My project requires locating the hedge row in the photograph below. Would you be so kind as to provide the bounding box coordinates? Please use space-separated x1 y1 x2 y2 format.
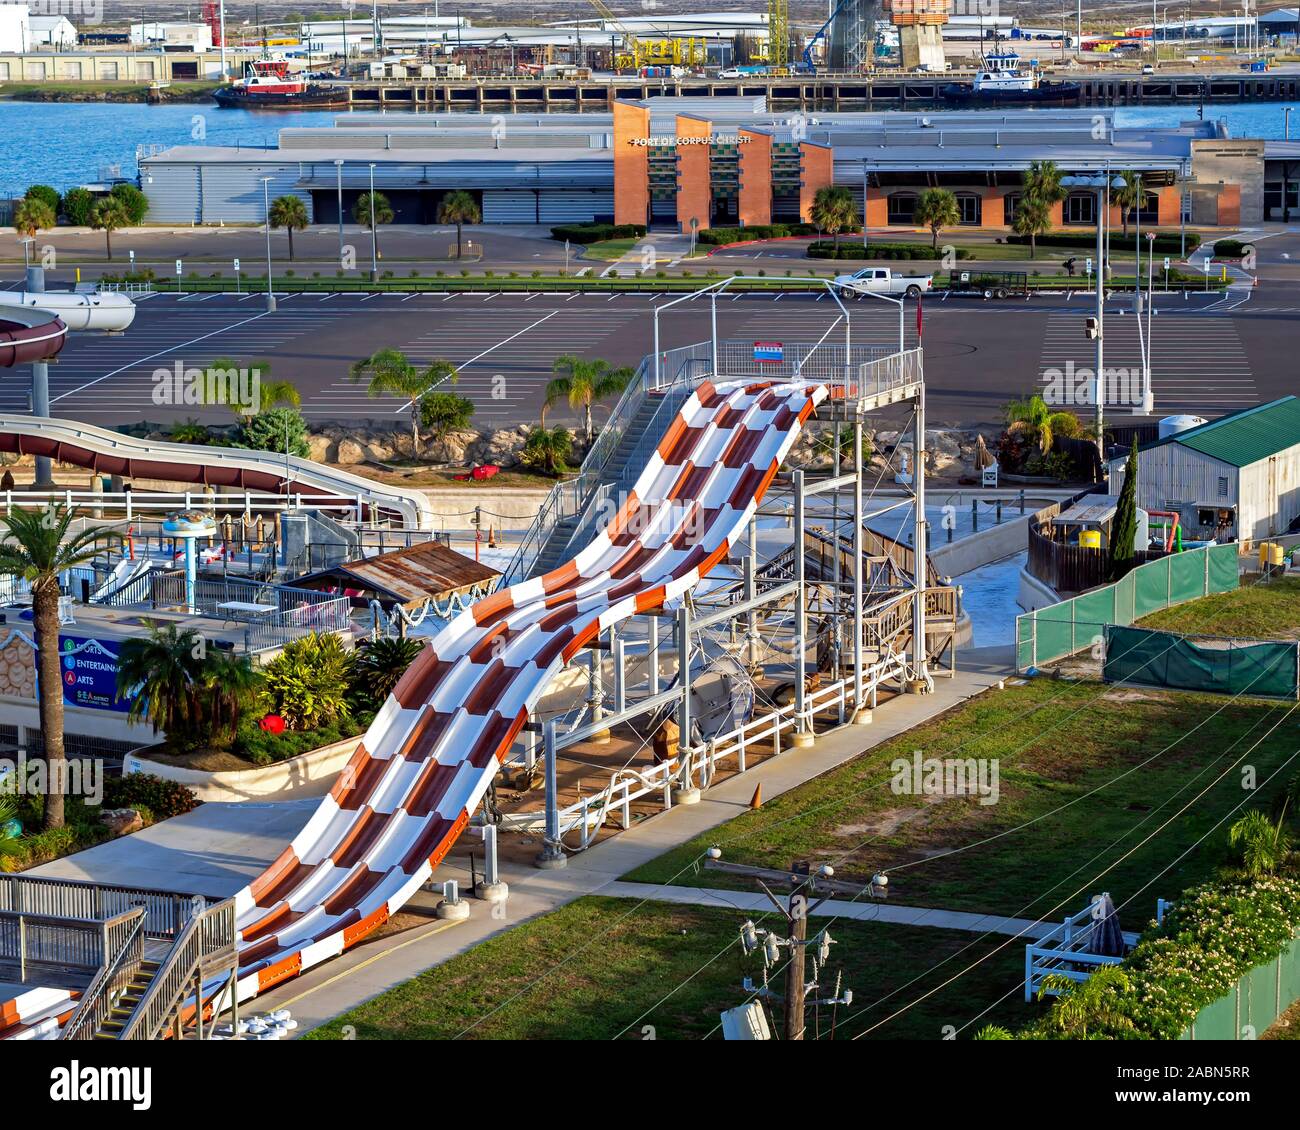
550 222 646 244
806 241 971 261
1005 231 1200 254
698 222 839 245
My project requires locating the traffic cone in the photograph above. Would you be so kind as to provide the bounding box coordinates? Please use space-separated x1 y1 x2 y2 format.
488 525 497 548
749 783 763 810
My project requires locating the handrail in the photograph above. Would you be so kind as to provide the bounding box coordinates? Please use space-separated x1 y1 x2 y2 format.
60 909 146 1041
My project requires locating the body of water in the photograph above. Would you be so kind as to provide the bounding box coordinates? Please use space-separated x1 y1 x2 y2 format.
0 99 1297 195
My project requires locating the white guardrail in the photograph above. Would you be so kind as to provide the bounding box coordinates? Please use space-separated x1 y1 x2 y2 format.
501 652 908 848
4 489 370 520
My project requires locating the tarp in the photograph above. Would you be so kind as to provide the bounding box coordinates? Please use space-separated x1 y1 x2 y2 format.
1104 624 1300 699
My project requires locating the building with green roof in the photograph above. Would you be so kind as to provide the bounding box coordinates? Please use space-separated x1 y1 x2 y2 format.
1107 398 1300 543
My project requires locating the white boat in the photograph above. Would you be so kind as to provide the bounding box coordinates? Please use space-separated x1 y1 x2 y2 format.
943 52 1081 103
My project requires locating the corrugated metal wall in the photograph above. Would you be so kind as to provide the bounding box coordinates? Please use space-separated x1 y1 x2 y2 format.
540 190 613 223
143 159 309 225
482 190 538 224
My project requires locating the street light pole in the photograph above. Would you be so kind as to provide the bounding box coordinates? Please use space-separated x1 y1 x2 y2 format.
335 159 345 265
368 162 378 281
262 177 276 312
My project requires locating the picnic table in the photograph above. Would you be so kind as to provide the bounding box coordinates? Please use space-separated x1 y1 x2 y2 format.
216 600 279 625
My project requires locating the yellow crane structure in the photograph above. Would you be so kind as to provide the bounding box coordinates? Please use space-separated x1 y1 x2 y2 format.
766 0 790 70
584 0 705 72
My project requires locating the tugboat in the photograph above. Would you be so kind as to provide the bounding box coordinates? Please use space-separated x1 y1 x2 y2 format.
941 52 1081 105
213 60 348 109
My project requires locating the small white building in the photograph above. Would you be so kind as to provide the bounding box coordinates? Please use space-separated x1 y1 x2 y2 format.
29 14 76 49
1108 397 1300 543
0 3 31 53
129 21 213 51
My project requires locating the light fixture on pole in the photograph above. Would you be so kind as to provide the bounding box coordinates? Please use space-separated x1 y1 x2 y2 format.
262 177 276 313
368 162 378 281
335 158 345 266
1142 230 1156 415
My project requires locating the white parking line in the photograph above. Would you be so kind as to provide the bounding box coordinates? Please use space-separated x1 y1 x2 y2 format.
50 311 270 405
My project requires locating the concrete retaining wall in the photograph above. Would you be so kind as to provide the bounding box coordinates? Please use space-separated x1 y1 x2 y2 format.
123 735 359 803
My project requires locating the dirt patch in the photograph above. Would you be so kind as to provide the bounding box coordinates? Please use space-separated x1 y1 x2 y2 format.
133 748 252 772
1101 687 1169 705
831 803 936 839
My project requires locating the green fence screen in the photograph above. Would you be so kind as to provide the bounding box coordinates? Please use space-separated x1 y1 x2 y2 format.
1183 936 1300 1039
1016 543 1240 671
1104 625 1300 699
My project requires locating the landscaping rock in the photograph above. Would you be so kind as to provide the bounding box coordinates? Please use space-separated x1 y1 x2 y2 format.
335 438 366 465
99 808 144 836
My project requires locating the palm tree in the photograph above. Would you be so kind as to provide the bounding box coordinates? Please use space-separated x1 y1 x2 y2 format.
914 188 961 253
1004 393 1056 456
522 426 572 477
201 650 261 745
353 636 425 703
268 195 309 261
1018 159 1066 258
545 355 634 444
1228 806 1295 878
14 196 56 243
1113 170 1145 238
810 185 859 253
350 349 457 455
0 506 119 830
90 196 131 261
207 356 299 419
352 191 394 256
419 389 475 446
438 190 482 259
115 621 205 739
1012 197 1053 260
1038 966 1134 1039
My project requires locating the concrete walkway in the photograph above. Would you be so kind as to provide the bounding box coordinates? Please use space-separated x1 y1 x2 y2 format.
594 881 1057 941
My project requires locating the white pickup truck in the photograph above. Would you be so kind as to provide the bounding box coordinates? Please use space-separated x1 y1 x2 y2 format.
833 267 933 298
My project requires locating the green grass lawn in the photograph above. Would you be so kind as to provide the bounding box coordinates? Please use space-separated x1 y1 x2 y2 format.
1139 577 1300 641
581 238 641 262
623 678 1300 923
305 897 1031 1040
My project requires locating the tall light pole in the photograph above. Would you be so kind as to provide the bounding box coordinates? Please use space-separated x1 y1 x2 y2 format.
335 158 345 265
219 0 227 77
368 162 378 281
262 177 276 312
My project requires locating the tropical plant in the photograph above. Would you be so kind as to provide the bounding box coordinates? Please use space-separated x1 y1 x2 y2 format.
438 190 481 259
1228 806 1296 878
544 355 634 443
236 406 311 458
103 772 200 820
809 185 859 252
260 631 355 731
521 425 572 476
1003 394 1056 456
90 196 131 261
0 506 119 829
914 188 960 253
352 636 426 704
1017 159 1066 259
109 183 149 225
971 1024 1014 1040
168 419 211 445
353 190 394 254
268 194 309 261
115 621 206 739
1037 966 1134 1039
205 356 298 419
1108 436 1138 581
350 350 457 455
419 390 475 445
13 196 56 241
201 650 262 744
1113 170 1145 238
23 184 61 215
61 186 95 227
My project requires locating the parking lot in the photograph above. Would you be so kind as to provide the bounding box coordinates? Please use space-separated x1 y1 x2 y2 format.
7 282 1297 431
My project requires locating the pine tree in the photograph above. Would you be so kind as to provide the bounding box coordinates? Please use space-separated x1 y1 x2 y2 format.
1108 436 1139 581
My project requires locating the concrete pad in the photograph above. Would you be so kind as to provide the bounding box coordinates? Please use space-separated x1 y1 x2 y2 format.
32 799 316 898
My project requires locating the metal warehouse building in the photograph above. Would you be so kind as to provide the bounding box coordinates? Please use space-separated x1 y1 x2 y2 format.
139 98 1260 230
1108 398 1300 543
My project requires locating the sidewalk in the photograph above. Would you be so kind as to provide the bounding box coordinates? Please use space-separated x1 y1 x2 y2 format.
594 881 1057 941
600 232 695 277
250 645 1017 1031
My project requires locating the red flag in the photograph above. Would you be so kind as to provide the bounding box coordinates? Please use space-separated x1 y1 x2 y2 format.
915 295 924 341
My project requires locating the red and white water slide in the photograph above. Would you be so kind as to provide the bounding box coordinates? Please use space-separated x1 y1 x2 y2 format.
228 376 841 1003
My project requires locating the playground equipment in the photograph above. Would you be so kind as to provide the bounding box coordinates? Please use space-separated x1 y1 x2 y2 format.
161 511 219 613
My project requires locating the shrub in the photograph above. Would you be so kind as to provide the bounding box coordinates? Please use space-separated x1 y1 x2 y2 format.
807 241 968 261
103 773 201 820
352 636 426 706
697 222 832 246
234 711 373 766
550 222 646 244
1213 238 1253 259
61 186 95 226
236 406 310 458
109 182 149 224
260 632 356 731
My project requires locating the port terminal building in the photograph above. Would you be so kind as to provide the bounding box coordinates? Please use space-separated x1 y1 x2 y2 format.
139 98 1265 230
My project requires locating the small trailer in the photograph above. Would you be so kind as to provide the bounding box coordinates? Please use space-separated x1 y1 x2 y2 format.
945 270 1030 299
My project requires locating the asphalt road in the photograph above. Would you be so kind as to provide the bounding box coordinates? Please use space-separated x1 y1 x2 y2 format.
7 280 1297 433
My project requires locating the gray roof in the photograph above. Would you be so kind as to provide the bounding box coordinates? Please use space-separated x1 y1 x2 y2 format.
143 144 612 166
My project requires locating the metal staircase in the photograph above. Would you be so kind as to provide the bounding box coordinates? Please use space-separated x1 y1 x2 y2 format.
92 956 163 1039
